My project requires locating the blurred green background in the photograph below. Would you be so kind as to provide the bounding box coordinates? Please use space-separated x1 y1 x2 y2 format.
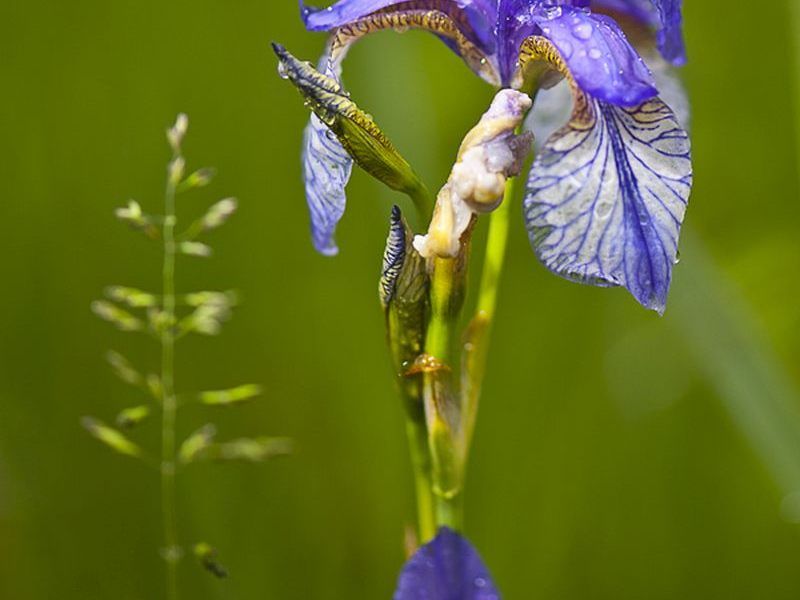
1 1 799 598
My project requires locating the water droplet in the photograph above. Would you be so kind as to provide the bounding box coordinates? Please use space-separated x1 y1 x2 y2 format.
475 577 487 588
572 22 593 40
588 48 602 60
595 201 612 219
542 6 562 19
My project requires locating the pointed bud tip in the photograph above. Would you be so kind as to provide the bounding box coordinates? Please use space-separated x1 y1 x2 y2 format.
271 42 287 58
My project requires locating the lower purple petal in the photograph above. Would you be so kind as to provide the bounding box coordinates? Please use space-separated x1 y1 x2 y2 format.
302 114 353 256
524 93 692 314
394 528 500 600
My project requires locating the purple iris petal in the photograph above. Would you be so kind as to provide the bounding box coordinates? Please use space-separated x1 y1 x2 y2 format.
592 0 657 25
301 0 499 51
394 528 500 600
652 0 685 65
592 0 686 65
496 0 538 85
532 6 657 106
301 0 405 29
524 94 692 314
302 114 354 256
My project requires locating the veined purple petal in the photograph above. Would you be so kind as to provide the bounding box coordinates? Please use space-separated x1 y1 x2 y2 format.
298 53 354 256
592 0 686 65
394 528 500 600
641 43 689 129
524 93 692 314
652 0 685 65
532 6 657 106
302 114 353 256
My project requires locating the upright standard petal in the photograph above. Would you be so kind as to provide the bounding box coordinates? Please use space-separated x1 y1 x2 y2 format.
394 528 500 600
651 0 686 65
592 0 686 65
530 6 657 106
521 37 692 314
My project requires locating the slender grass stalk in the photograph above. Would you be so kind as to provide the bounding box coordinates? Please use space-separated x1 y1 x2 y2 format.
161 152 180 600
87 114 288 597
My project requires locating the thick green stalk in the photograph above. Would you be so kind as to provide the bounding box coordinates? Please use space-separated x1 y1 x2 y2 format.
423 256 465 531
405 418 436 542
161 159 179 600
425 257 459 362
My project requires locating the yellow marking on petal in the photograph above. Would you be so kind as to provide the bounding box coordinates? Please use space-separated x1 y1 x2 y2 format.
515 36 594 128
326 10 500 86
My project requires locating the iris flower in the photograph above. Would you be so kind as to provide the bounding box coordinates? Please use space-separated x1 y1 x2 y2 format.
393 528 500 600
293 0 692 314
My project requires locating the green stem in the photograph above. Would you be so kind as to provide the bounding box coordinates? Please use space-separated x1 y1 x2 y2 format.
405 418 436 542
462 177 516 452
434 492 463 531
423 255 466 532
477 178 514 319
161 158 179 600
425 257 459 362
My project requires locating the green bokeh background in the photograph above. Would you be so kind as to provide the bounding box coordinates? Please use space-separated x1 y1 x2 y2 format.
1 1 799 598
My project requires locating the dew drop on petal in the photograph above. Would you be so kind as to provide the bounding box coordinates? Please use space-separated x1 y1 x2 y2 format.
572 22 593 40
542 6 562 19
